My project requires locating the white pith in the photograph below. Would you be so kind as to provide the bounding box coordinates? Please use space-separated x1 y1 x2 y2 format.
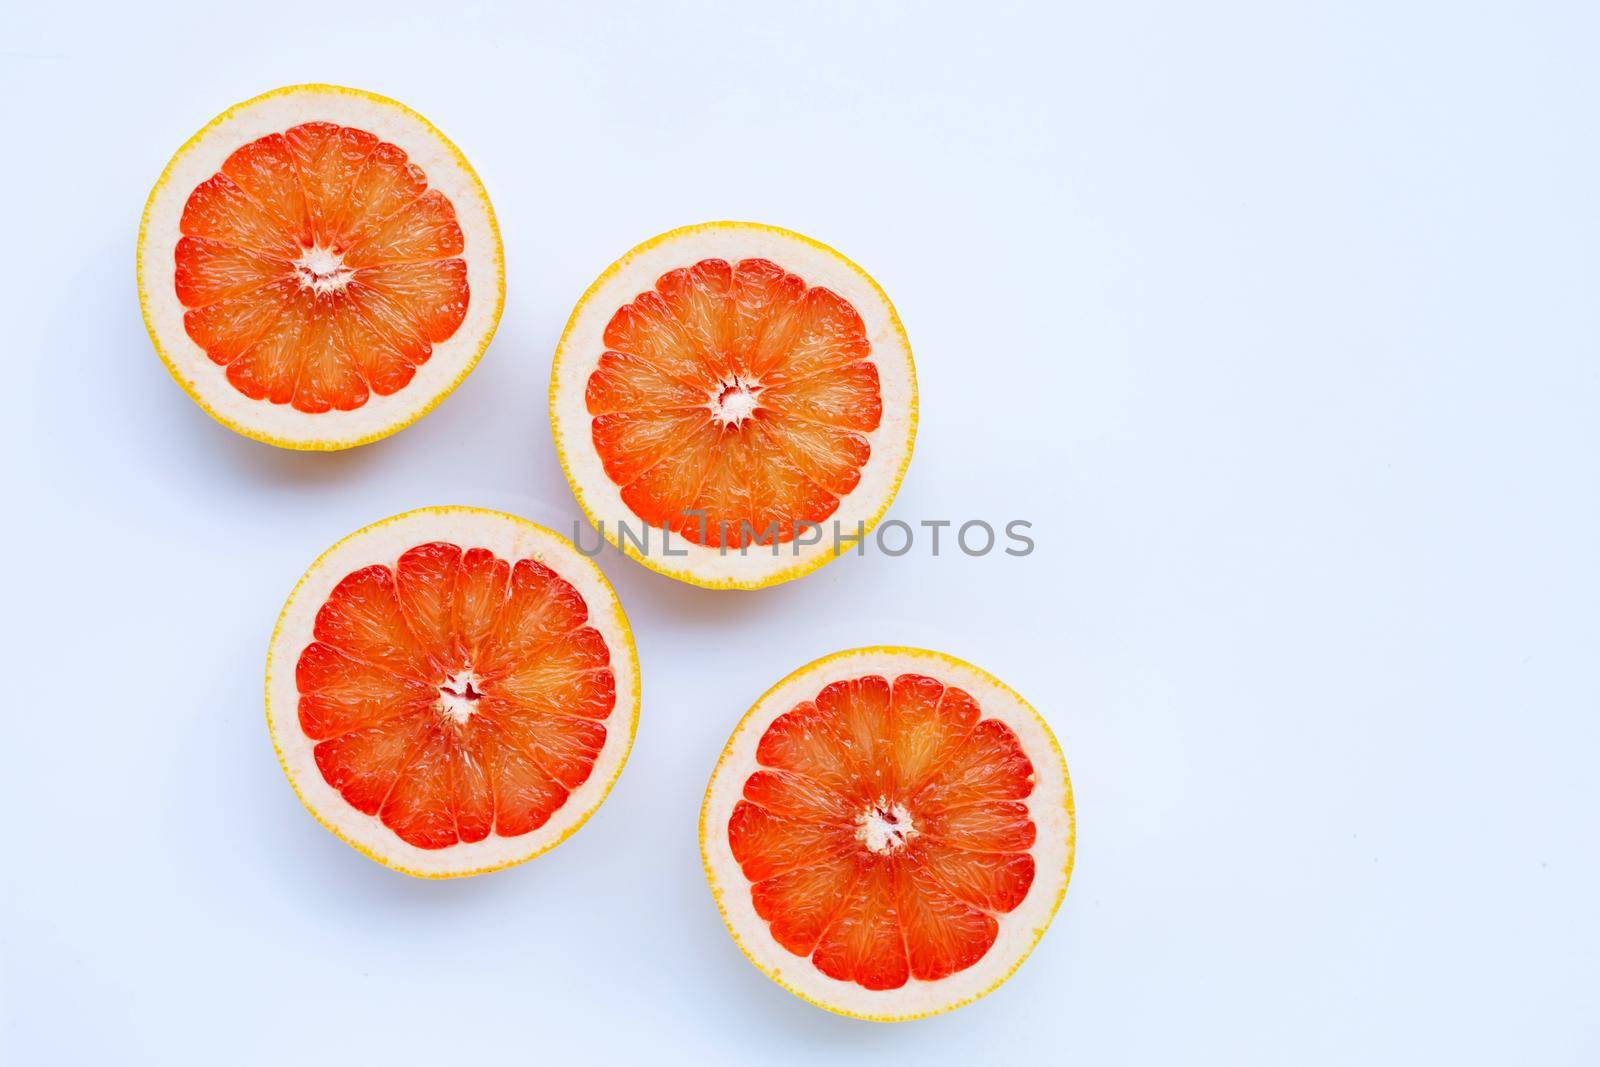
265 508 640 878
856 799 917 855
293 246 355 295
701 648 1075 1020
138 86 503 449
710 376 762 427
550 224 916 588
435 668 483 725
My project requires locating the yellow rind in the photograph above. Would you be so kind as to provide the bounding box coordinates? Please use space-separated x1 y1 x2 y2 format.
698 646 1076 1021
264 506 641 878
548 221 918 590
137 84 506 451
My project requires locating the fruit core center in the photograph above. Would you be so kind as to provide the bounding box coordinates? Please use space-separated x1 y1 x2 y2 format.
710 377 762 427
856 799 918 854
294 245 355 295
436 669 483 725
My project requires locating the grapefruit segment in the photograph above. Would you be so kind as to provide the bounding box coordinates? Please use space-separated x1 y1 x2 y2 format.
337 142 427 248
729 804 853 882
916 718 1036 810
741 769 857 825
702 647 1074 1020
890 673 977 791
294 642 432 738
919 844 1036 913
497 714 606 791
450 727 497 844
751 849 861 957
391 541 464 670
762 413 870 498
453 547 511 663
174 237 286 307
180 173 302 257
923 801 1037 853
585 350 708 415
486 734 569 838
283 122 379 245
755 700 859 797
812 860 910 992
815 675 894 798
894 861 997 982
313 563 433 679
551 223 916 588
139 85 504 449
312 715 425 817
377 722 461 850
343 189 463 267
266 508 639 877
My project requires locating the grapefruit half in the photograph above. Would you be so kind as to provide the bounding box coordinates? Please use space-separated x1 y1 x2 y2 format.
138 85 505 450
701 647 1074 1019
550 223 916 589
265 507 639 877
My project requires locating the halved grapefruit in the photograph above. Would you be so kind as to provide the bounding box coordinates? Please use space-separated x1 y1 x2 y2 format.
265 507 638 877
550 223 917 589
701 647 1074 1019
138 85 504 450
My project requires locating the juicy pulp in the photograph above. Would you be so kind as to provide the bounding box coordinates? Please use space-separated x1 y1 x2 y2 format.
586 258 883 547
295 542 615 849
175 122 469 413
727 673 1037 990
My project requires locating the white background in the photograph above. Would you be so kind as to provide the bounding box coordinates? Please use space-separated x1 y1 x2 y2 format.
3 2 1596 1063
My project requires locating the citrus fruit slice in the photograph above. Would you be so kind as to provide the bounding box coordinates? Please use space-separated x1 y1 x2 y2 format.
701 647 1074 1019
550 222 917 589
266 507 638 877
138 84 505 450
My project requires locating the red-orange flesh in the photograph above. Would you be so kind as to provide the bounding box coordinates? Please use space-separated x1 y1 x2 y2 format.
295 542 615 850
728 674 1037 990
175 123 469 413
586 258 883 547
